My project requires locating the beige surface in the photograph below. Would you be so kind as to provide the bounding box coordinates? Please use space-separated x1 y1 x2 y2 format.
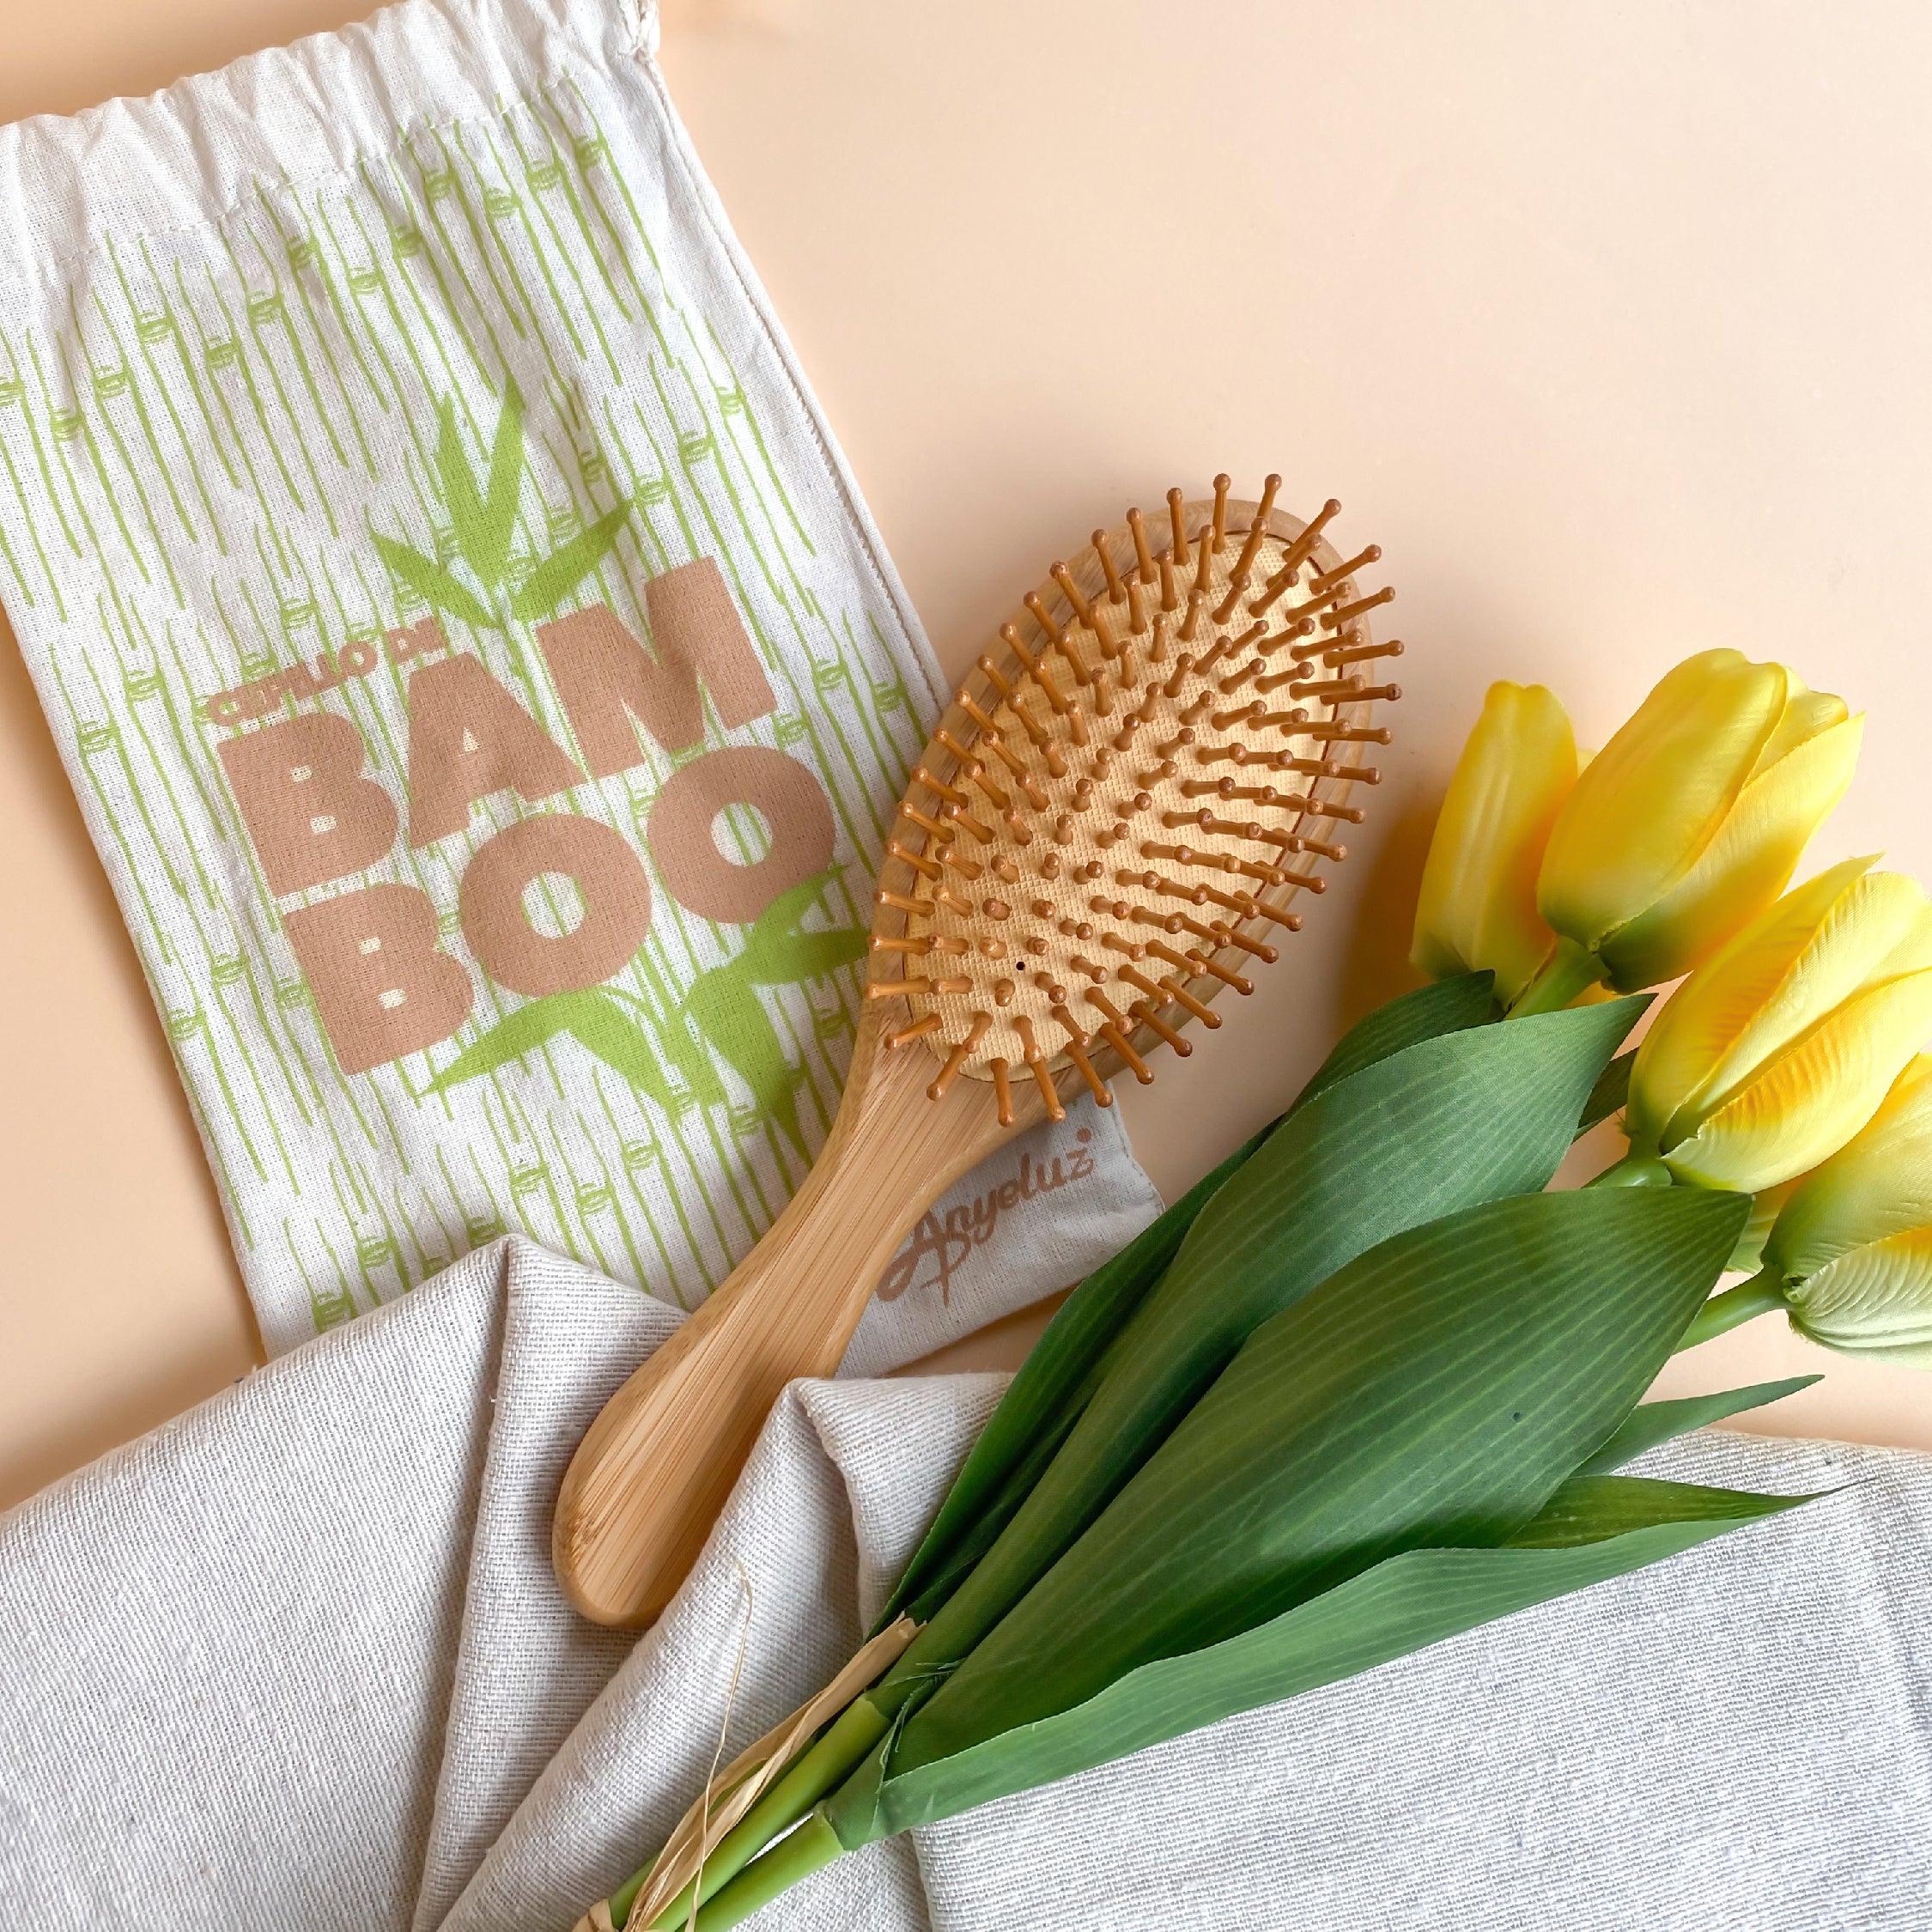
2 0 1928 1510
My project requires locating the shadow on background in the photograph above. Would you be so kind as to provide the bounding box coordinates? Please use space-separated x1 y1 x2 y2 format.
1329 785 1437 1042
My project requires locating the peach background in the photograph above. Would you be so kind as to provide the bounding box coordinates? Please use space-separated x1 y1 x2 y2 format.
3 0 1929 1510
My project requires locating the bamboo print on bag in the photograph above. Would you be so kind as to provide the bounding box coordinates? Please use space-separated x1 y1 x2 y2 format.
0 0 1160 1352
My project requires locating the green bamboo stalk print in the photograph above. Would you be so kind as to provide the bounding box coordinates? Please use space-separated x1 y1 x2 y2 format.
0 62 947 1351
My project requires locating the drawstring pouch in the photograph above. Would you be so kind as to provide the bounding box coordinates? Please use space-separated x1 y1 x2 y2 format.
0 0 1160 1356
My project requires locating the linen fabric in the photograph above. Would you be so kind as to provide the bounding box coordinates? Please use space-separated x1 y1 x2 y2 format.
0 0 1158 1355
3 1236 1929 1929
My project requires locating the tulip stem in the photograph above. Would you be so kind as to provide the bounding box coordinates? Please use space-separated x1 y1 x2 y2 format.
670 1810 846 1931
1508 940 1604 1018
637 1694 891 1926
1585 1152 1673 1189
1674 1270 1788 1352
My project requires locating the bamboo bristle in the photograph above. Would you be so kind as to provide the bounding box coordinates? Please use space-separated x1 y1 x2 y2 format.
1322 587 1394 629
1284 675 1365 702
1051 562 1097 631
1051 1005 1113 1106
884 479 1394 1109
1304 544 1377 598
1323 635 1404 668
1293 796 1366 823
990 1057 1015 1125
1127 999 1191 1054
886 838 942 880
1214 925 1278 963
1278 498 1342 576
927 1013 991 1099
1159 976 1220 1026
1058 629 1092 686
1022 593 1065 648
1005 630 1070 714
1247 902 1303 931
1186 948 1253 993
1095 533 1127 606
1096 1019 1153 1083
913 763 971 806
898 802 955 845
1248 562 1297 618
1210 477 1280 622
1013 1015 1066 1122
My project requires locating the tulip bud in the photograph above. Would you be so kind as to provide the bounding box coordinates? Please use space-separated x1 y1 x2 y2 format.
1680 1055 1932 1358
1763 1055 1932 1364
1534 650 1861 996
1625 856 1932 1194
1412 682 1577 1005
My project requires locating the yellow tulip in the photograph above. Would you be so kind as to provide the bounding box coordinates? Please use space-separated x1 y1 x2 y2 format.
1411 682 1577 1005
1765 1054 1932 1364
1622 856 1932 1194
1525 650 1861 1005
1680 1056 1932 1362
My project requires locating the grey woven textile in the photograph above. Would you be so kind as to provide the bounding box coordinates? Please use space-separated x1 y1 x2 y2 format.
3 1236 1929 1929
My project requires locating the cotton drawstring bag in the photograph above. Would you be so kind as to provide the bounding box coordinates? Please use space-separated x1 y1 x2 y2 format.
0 0 1160 1356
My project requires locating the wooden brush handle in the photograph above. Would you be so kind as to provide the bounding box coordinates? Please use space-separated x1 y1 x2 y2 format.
553 1006 1030 1627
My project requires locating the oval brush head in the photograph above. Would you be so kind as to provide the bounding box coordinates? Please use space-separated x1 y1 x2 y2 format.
869 477 1400 1119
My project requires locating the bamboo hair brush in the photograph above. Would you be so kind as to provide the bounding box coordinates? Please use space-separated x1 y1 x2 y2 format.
554 478 1400 1626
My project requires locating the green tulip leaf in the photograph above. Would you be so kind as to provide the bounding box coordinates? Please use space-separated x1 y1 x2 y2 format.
372 532 496 632
1576 1374 1822 1475
1580 1048 1635 1133
832 1463 1804 1843
894 996 1651 1685
1504 1470 1817 1548
882 1135 1266 1626
508 503 632 623
1296 970 1497 1109
882 974 1505 1628
890 1184 1747 1788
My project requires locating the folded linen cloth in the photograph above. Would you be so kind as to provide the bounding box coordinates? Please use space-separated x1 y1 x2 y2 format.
3 1238 1930 1930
